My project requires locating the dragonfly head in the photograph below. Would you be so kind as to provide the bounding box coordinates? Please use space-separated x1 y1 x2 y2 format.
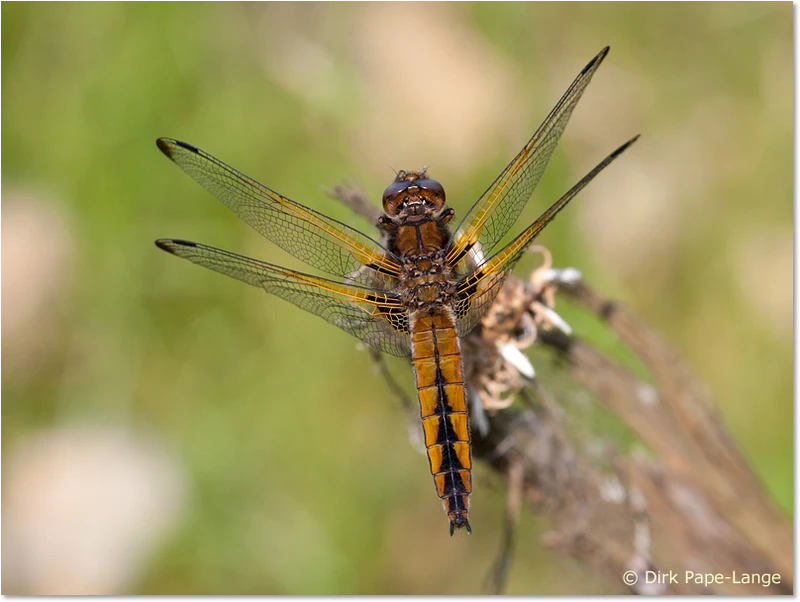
382 168 446 219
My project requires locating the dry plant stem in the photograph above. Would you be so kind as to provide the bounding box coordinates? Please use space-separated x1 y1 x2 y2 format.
553 282 793 591
324 183 383 224
484 460 525 594
563 282 792 566
328 183 792 594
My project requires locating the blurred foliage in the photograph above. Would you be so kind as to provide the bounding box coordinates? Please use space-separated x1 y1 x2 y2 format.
2 2 791 595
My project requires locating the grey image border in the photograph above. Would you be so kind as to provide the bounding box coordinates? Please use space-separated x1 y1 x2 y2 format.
0 5 800 602
792 0 800 592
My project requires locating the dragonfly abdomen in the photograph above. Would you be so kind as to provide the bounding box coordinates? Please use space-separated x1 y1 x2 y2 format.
410 308 472 535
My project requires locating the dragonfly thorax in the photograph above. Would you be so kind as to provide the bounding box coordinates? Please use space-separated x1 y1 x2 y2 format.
397 250 457 310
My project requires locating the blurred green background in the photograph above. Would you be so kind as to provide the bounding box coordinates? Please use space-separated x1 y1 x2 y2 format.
2 2 791 595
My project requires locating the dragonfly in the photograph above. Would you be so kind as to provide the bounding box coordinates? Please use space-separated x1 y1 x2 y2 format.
155 46 637 536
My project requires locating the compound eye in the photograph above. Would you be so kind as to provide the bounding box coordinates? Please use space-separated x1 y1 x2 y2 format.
382 181 409 214
415 178 445 201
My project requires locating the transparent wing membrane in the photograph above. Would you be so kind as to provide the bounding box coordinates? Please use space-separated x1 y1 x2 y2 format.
448 47 610 267
157 139 401 283
155 48 636 360
156 239 411 356
454 135 639 336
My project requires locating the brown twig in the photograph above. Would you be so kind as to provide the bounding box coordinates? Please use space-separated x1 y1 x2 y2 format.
324 183 383 224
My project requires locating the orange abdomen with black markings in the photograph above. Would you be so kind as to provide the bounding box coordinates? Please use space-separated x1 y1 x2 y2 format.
410 309 472 535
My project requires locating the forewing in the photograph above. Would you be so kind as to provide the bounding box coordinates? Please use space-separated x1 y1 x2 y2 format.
447 47 610 267
156 239 411 357
454 135 638 337
157 139 401 283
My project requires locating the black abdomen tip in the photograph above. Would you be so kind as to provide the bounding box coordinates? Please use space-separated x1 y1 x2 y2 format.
449 514 472 536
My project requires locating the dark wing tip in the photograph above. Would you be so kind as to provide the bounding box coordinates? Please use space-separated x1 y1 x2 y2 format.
583 46 611 75
612 134 641 158
155 138 174 158
156 138 200 159
155 238 197 255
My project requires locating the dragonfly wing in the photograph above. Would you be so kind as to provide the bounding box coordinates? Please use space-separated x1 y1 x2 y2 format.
157 139 401 284
447 47 610 268
157 239 411 357
454 135 639 337
454 267 512 338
